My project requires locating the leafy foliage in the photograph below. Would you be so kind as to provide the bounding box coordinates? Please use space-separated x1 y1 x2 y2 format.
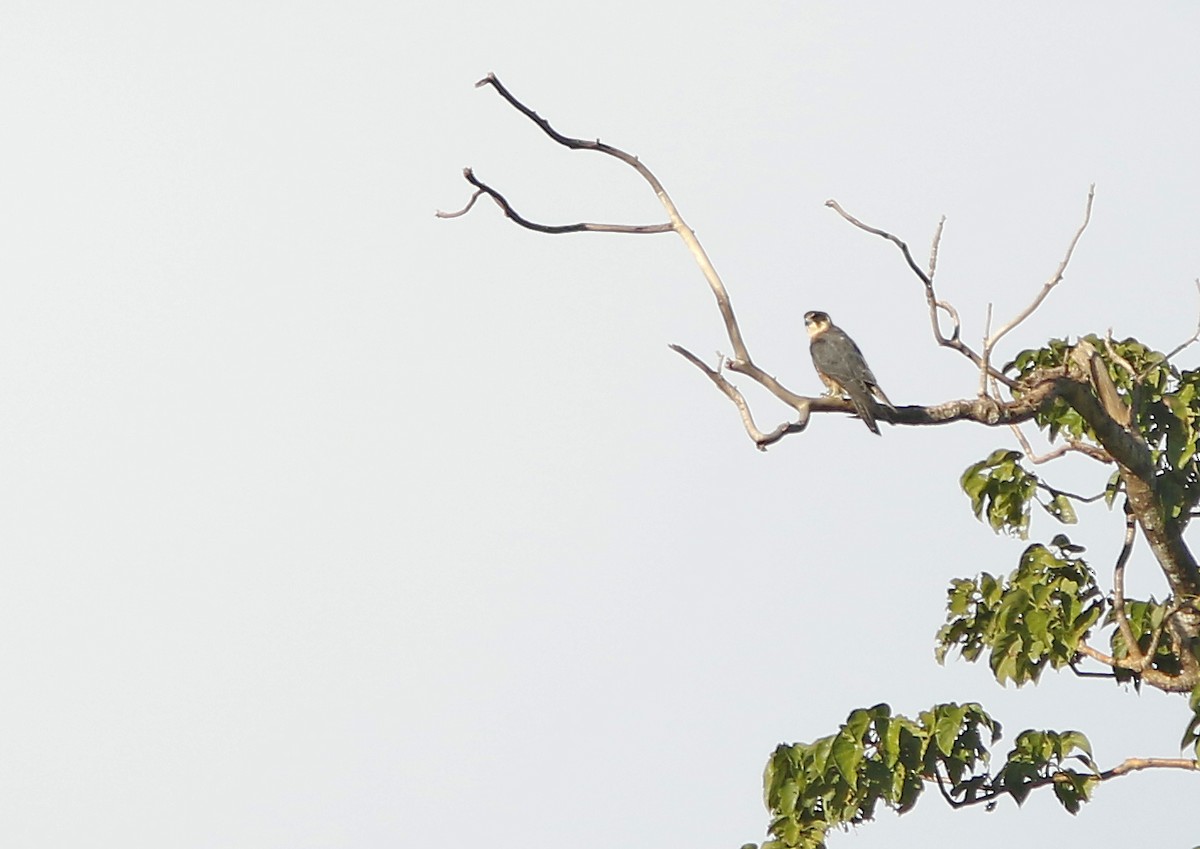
993 729 1097 814
757 703 1098 849
1105 597 1184 686
936 536 1103 686
1007 335 1200 520
959 450 1079 539
960 450 1039 537
751 334 1200 849
760 703 994 849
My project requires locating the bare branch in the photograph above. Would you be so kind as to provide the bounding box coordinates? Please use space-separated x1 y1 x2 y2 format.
824 199 934 287
1074 643 1196 693
682 367 1068 447
987 185 1096 351
1161 278 1200 364
1007 423 1113 465
979 303 994 397
1099 757 1200 780
1068 661 1117 679
927 216 946 280
462 73 753 366
435 188 485 219
824 199 1020 387
1035 480 1108 503
670 345 808 449
446 168 674 234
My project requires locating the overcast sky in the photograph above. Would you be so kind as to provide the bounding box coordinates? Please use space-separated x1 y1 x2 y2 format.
2 3 1198 847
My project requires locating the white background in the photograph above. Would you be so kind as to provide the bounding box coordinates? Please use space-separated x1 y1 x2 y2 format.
2 3 1197 847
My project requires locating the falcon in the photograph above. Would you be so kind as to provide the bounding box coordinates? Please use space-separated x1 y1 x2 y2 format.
804 310 894 435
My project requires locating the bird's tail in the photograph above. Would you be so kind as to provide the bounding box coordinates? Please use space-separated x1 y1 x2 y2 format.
848 388 881 436
870 384 896 411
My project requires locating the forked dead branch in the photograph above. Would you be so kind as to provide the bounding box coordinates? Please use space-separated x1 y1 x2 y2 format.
440 74 1100 450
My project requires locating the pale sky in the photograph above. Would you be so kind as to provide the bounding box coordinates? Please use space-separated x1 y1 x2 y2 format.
2 3 1197 847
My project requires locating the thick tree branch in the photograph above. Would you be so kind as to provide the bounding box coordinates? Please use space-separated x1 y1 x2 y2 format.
1054 377 1200 606
1074 643 1195 692
678 364 1066 445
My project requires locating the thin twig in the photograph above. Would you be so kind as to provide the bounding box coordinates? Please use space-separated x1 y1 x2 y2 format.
470 73 751 364
1007 423 1113 465
1068 662 1117 679
445 168 674 234
1036 480 1107 504
824 199 933 286
435 188 485 219
979 303 994 398
824 200 1019 386
987 185 1095 351
1161 278 1200 364
932 768 964 809
927 216 946 281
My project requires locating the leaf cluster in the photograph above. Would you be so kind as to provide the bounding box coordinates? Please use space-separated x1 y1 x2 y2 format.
1106 597 1185 686
960 449 1052 538
1008 335 1200 520
988 729 1096 813
936 537 1102 686
760 703 995 849
758 703 1097 849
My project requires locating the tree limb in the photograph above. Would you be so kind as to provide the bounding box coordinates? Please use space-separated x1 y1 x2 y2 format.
1074 643 1195 692
669 344 807 449
1054 377 1200 607
936 755 1198 810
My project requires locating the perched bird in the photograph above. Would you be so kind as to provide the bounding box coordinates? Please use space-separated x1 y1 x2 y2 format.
804 310 894 435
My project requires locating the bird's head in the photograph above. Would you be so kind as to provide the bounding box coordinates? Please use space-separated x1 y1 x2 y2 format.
804 310 832 338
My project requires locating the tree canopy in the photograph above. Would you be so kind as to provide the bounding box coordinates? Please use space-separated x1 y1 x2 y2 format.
442 74 1200 849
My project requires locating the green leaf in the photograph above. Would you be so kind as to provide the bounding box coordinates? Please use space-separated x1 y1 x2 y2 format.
831 733 862 787
1043 493 1077 524
935 705 966 756
1104 470 1122 507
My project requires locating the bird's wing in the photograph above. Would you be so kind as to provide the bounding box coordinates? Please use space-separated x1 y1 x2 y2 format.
811 330 880 434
